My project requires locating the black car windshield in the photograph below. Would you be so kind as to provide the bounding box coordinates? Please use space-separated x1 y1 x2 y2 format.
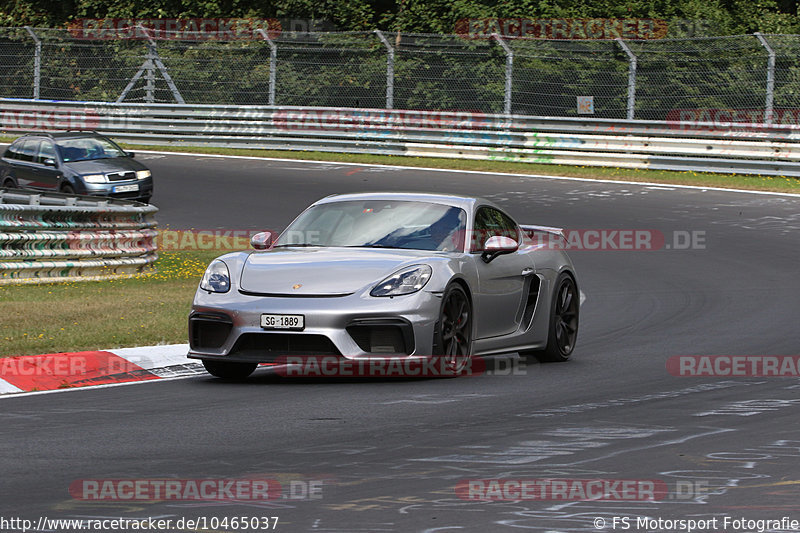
57 137 127 162
274 200 467 252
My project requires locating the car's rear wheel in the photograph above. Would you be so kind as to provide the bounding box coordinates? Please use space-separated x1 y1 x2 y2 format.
531 273 579 363
2 178 15 188
433 283 473 374
202 360 257 379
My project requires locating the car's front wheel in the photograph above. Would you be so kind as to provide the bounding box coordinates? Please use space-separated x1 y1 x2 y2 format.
202 360 257 379
433 283 473 374
61 183 75 195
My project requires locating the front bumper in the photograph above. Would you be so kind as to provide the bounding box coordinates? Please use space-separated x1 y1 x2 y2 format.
188 288 443 363
81 177 153 202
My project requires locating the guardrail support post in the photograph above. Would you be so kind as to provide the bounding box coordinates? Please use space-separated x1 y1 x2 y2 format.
256 29 278 106
24 26 41 100
491 33 514 115
616 38 637 120
374 30 395 110
755 33 776 125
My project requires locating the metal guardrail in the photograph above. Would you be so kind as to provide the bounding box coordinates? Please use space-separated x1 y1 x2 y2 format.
3 99 800 177
0 188 158 284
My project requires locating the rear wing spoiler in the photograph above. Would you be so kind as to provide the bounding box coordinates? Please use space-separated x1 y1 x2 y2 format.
520 224 565 240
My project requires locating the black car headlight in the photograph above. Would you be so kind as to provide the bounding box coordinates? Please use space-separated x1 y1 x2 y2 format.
200 260 231 293
370 265 432 297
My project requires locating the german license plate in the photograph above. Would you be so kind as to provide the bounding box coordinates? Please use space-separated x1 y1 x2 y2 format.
114 184 139 193
261 314 304 330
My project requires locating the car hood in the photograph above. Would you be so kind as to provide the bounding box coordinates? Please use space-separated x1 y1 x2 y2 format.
65 157 146 175
239 247 435 296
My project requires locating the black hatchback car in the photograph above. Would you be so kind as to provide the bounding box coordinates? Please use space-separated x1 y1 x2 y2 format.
0 132 153 203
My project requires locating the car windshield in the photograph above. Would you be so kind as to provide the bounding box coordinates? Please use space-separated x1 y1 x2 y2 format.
57 137 127 162
274 200 467 252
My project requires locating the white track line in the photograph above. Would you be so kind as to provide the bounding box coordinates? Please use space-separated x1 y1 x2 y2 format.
0 374 200 400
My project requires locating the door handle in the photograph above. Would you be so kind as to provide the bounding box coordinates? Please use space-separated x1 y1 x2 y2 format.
521 268 535 276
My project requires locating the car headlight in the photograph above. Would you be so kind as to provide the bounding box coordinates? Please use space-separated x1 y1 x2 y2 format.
370 264 432 297
83 174 106 184
200 260 231 293
136 170 151 180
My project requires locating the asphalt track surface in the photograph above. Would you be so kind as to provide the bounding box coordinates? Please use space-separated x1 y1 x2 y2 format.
2 153 800 532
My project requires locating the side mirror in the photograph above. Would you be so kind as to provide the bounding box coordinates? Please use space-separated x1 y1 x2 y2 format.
250 231 275 250
126 151 135 158
43 158 57 167
481 235 519 263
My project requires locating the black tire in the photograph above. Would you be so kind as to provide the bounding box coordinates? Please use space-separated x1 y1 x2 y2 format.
61 184 75 195
140 195 152 204
432 283 473 374
202 360 257 379
2 178 15 188
530 273 579 363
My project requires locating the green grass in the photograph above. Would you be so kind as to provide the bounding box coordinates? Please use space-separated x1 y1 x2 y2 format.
0 250 219 357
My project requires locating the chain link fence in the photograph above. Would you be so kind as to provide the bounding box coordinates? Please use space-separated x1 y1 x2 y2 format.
2 27 800 122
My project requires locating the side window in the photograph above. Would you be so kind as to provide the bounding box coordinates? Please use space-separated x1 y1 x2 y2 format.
36 141 57 165
18 139 39 163
472 207 519 252
4 141 23 160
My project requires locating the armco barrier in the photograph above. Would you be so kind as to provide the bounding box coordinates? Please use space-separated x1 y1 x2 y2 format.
3 99 800 176
0 188 158 284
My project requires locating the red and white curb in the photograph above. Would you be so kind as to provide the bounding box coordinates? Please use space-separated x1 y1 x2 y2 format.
0 344 201 394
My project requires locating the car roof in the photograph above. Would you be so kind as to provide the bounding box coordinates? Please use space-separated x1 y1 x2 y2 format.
16 131 105 141
314 192 487 211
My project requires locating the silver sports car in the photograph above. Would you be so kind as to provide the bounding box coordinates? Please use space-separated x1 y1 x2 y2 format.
188 192 579 378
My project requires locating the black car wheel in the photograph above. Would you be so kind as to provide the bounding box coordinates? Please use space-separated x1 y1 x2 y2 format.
202 360 257 379
433 283 473 374
2 178 15 188
61 184 75 195
533 273 579 363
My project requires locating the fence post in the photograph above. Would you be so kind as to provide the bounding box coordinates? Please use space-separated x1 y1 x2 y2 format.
23 26 41 100
144 43 157 103
491 33 513 115
256 29 278 106
754 33 776 125
374 30 395 110
616 38 637 120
